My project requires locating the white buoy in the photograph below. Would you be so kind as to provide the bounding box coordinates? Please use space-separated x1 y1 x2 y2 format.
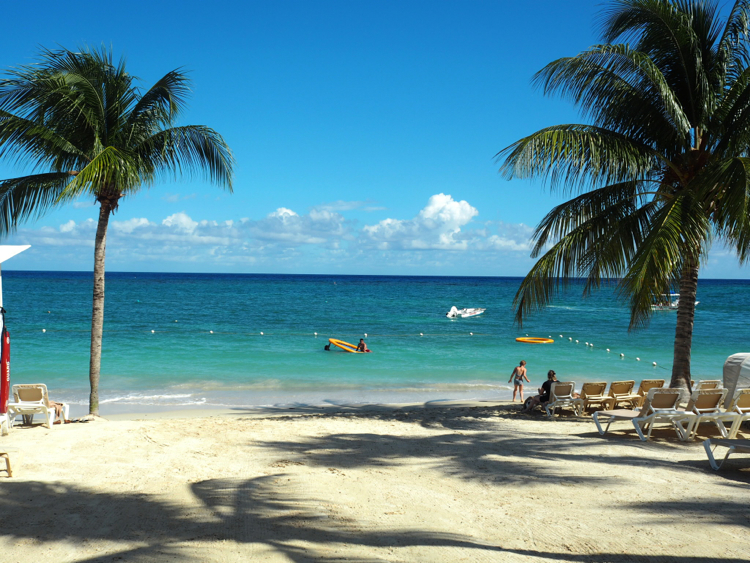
636 357 641 361
174 320 178 323
364 333 368 337
575 340 579 343
260 332 264 335
569 337 572 341
42 329 46 333
470 332 473 336
548 335 552 338
210 330 214 334
151 330 155 333
652 362 657 366
585 342 589 346
420 333 424 336
559 334 563 338
620 353 625 357
314 332 318 336
590 344 594 347
606 348 610 352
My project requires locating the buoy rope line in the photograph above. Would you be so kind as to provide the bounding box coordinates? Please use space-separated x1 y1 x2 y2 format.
548 332 670 372
29 328 672 368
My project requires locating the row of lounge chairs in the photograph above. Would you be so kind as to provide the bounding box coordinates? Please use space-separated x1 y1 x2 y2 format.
541 379 750 442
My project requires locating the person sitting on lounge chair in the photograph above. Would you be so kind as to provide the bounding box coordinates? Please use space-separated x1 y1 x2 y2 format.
522 370 557 412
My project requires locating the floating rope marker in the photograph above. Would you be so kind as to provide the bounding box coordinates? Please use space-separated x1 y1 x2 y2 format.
209 331 214 334
569 337 572 341
174 320 178 323
620 353 625 357
364 333 368 337
314 332 318 336
559 334 563 338
151 330 155 333
42 329 46 333
260 332 264 335
653 362 657 366
420 333 424 336
470 332 474 336
590 344 594 347
585 342 589 345
575 340 579 343
636 357 641 361
606 348 610 352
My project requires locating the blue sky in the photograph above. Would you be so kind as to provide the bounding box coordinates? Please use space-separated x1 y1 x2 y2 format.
0 0 748 277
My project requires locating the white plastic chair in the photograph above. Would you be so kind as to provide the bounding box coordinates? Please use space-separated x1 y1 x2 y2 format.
672 388 730 440
726 388 750 439
703 438 750 470
593 388 688 441
544 381 583 418
7 384 68 429
0 412 9 436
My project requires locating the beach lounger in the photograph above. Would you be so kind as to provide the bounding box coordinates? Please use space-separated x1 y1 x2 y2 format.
579 382 612 412
544 381 583 418
607 380 641 409
694 379 722 390
593 388 687 441
672 388 730 441
7 384 68 429
703 438 750 470
635 379 665 407
725 388 750 439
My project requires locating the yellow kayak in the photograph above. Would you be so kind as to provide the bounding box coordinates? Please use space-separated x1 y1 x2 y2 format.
328 338 366 353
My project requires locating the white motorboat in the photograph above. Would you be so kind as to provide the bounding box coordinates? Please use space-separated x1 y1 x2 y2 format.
651 293 699 311
446 306 486 318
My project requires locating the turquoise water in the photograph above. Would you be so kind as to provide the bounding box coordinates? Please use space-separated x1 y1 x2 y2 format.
3 271 748 412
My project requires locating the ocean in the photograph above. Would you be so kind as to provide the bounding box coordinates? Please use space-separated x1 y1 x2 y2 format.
3 271 748 413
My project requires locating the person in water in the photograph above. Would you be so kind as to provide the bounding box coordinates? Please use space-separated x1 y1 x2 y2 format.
356 339 371 352
522 370 558 412
508 360 529 402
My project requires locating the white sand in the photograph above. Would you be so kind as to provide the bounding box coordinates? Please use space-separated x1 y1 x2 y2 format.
0 402 748 562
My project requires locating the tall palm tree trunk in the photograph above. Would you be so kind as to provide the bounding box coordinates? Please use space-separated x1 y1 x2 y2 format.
89 200 113 415
671 260 699 393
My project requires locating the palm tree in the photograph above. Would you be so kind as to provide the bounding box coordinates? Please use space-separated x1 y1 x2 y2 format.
497 0 750 391
0 47 234 415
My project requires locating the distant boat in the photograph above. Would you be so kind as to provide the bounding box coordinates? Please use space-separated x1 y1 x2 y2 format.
446 306 486 318
651 293 699 311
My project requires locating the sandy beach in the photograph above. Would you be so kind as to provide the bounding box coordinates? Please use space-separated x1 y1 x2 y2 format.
0 402 748 562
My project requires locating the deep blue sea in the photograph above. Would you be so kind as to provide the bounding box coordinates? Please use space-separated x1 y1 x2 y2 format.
3 271 748 412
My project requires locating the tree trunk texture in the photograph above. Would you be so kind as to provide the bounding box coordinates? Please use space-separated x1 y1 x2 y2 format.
670 260 699 394
89 201 113 415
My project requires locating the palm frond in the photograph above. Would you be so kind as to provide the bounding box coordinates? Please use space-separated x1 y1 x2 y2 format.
497 124 663 193
0 172 72 235
136 125 234 190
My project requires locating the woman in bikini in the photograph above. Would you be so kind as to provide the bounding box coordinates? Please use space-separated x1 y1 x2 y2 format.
508 360 529 402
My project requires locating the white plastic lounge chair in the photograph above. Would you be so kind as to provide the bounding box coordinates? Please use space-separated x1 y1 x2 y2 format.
7 384 68 429
544 381 583 418
726 388 750 439
607 380 641 409
672 388 731 441
593 388 687 441
635 379 665 407
703 438 750 470
579 382 612 412
694 379 722 390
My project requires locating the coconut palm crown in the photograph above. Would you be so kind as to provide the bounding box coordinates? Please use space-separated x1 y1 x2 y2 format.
497 0 750 390
0 47 234 414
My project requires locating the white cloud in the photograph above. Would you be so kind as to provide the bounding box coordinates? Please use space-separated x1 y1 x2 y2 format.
362 193 479 250
4 195 540 274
